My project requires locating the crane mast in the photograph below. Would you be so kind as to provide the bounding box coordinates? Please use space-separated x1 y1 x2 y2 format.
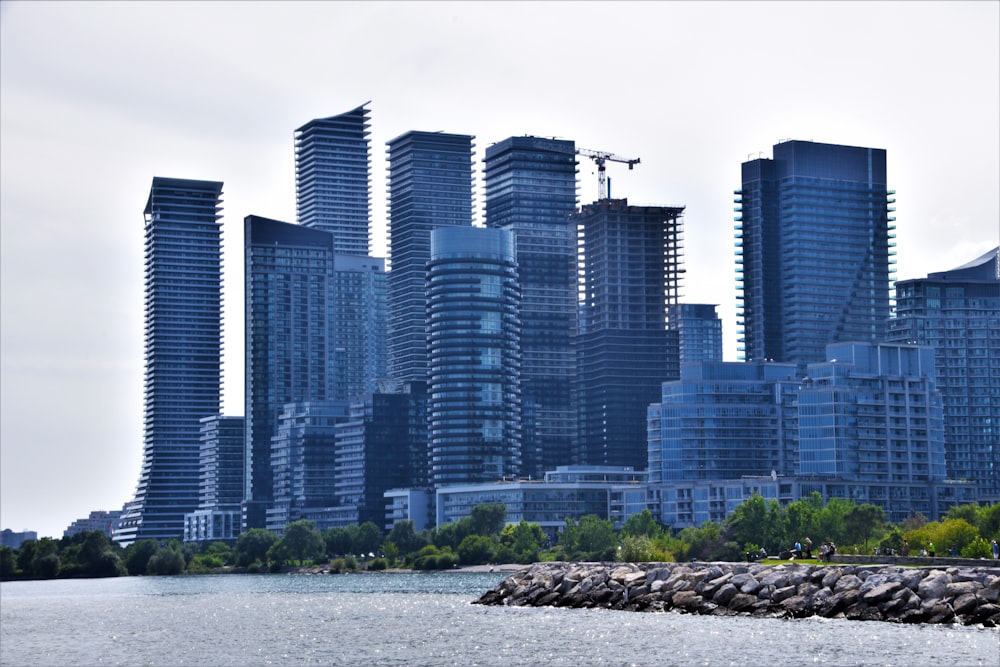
576 148 641 200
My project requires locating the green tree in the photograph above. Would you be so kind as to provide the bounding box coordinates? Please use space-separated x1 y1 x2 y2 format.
281 520 325 564
499 520 546 563
433 518 473 552
235 528 278 567
386 520 427 554
146 545 185 575
724 494 785 552
355 522 383 556
844 504 886 551
324 527 354 556
977 503 1000 540
621 509 664 539
470 504 507 537
29 538 60 578
559 515 617 561
457 535 496 565
0 546 16 579
124 539 159 575
75 531 124 577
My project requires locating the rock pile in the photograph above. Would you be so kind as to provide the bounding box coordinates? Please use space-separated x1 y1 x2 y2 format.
474 561 1000 626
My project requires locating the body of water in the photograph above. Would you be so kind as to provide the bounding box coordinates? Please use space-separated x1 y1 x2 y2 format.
1 572 997 666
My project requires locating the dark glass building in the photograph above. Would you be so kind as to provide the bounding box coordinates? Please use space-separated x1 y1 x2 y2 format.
887 247 1000 501
295 103 372 257
243 215 336 530
735 140 895 364
386 131 475 382
427 226 521 486
184 415 245 543
574 199 684 470
484 136 579 478
334 381 429 526
667 303 723 364
117 177 224 545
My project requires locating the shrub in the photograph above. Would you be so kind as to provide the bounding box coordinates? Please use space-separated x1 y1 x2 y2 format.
368 557 388 571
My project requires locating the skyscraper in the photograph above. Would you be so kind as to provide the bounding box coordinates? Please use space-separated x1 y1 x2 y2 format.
887 247 1000 501
426 226 521 486
735 140 895 364
484 136 579 478
574 198 685 470
386 131 475 382
117 177 224 545
667 303 723 364
243 215 336 530
295 103 372 256
331 254 388 400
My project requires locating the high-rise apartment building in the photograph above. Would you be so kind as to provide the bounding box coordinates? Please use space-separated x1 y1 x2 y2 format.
426 226 521 486
887 247 1000 501
735 140 895 364
647 361 800 484
183 415 245 543
117 177 224 545
667 303 724 364
574 198 684 470
332 254 388 400
334 381 429 527
243 215 336 530
484 136 579 478
266 400 348 534
295 103 372 256
386 131 475 382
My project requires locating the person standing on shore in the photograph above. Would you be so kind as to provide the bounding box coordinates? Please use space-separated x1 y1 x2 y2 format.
902 539 909 557
991 540 999 560
928 541 935 557
804 537 812 559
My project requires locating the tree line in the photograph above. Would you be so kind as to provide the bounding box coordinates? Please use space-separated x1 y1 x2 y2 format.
3 497 998 580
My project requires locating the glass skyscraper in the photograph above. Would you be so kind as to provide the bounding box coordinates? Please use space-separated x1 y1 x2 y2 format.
667 303 724 364
331 254 388 400
117 177 224 545
295 102 372 256
484 136 579 478
735 140 895 364
887 247 1000 501
243 215 336 530
386 131 475 382
426 226 521 486
574 199 684 470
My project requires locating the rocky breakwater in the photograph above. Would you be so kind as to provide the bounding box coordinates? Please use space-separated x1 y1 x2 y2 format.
475 561 1000 626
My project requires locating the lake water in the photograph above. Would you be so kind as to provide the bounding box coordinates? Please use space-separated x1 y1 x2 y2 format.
1 572 997 666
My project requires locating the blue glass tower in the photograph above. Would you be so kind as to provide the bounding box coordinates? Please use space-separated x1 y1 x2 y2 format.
667 303 723 364
574 199 684 470
243 215 336 530
484 136 579 478
386 131 475 382
426 226 521 486
295 102 372 256
887 247 1000 501
735 140 895 363
117 177 224 545
332 254 388 400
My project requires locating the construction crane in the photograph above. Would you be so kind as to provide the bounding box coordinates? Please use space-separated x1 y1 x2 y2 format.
576 148 640 200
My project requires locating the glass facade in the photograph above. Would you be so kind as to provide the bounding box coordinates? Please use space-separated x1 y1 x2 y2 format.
386 130 475 382
735 140 894 364
484 136 579 479
667 303 723 364
331 254 388 400
334 381 429 526
574 199 684 470
243 215 336 530
117 177 224 545
887 247 1000 500
647 362 800 484
426 226 521 486
266 400 348 534
295 103 372 257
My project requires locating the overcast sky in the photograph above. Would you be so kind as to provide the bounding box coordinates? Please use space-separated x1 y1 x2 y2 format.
2 1 997 539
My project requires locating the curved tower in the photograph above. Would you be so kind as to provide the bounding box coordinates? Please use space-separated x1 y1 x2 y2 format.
426 226 521 486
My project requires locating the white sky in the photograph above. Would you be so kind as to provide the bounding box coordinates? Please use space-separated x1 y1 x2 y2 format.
1 1 997 539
